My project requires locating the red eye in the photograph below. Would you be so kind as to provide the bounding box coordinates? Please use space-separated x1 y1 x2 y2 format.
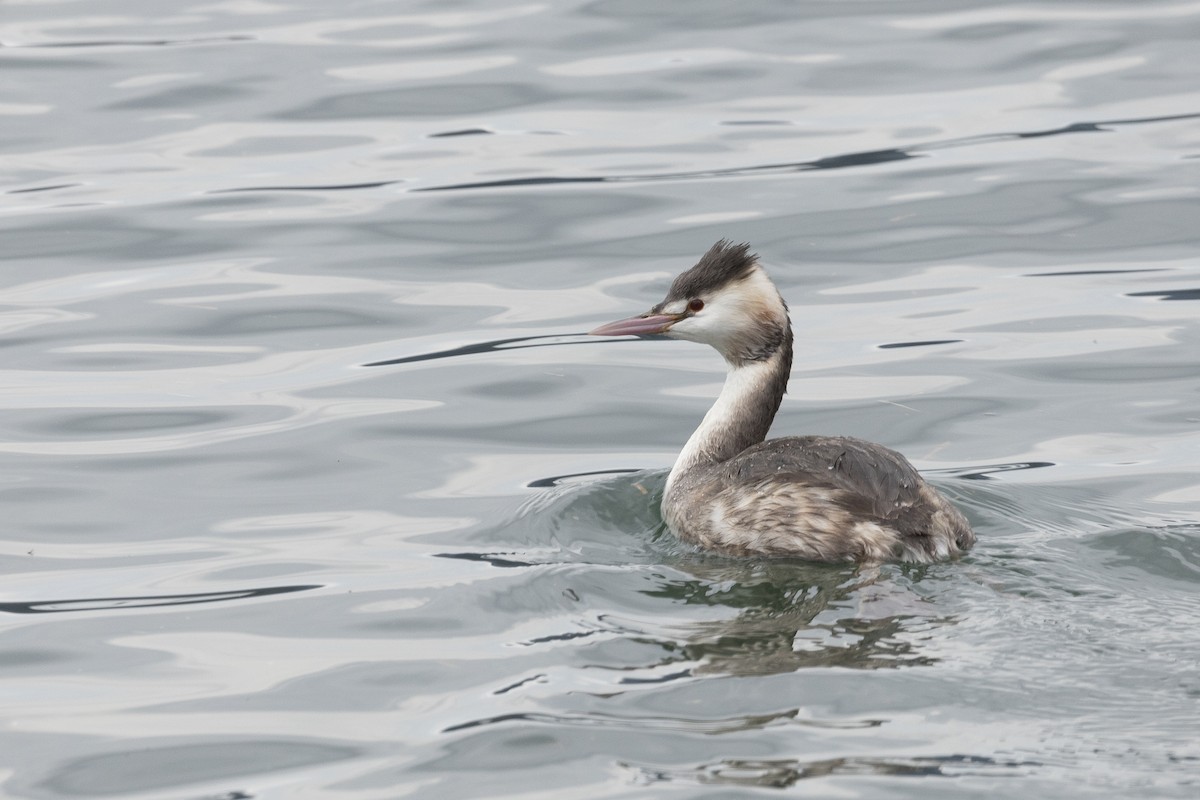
688 298 704 313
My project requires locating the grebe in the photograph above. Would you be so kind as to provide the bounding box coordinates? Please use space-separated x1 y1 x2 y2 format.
590 240 974 563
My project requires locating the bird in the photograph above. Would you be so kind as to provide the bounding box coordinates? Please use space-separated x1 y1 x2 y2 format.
589 240 974 563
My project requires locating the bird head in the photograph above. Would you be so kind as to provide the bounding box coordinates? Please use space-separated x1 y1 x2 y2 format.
590 240 790 366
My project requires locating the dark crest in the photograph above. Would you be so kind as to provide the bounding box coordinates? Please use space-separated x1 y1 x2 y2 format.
665 240 758 302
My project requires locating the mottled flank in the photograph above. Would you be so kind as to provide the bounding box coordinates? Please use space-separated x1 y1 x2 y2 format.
632 241 977 564
665 436 974 563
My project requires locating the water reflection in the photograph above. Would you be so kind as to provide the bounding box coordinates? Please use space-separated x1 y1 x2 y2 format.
634 562 948 676
453 471 959 679
444 705 870 735
629 753 1034 788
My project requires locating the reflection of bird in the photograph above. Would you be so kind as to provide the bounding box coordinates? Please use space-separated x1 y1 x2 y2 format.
590 240 974 563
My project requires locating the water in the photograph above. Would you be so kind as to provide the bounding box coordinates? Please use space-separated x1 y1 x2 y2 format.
2 0 1198 797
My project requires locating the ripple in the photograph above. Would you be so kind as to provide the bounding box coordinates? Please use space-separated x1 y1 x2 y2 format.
1083 525 1200 584
39 739 359 797
4 0 1200 797
278 83 556 120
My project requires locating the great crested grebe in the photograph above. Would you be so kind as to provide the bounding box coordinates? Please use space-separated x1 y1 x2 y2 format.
590 240 974 563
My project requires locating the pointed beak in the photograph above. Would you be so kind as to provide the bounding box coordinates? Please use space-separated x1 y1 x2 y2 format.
589 312 680 337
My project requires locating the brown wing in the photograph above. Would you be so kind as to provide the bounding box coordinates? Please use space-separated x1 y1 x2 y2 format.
694 436 973 560
718 435 926 520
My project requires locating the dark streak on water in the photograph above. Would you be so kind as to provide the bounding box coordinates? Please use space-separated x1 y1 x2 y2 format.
211 180 403 194
1127 289 1200 301
428 128 495 138
527 469 642 488
877 339 963 349
0 35 255 48
0 585 320 614
363 333 650 367
414 112 1200 193
432 552 535 569
951 462 1057 480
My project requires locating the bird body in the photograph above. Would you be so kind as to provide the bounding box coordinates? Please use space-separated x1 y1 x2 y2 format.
590 241 974 563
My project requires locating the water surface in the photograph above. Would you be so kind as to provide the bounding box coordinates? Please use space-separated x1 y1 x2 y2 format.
2 0 1199 797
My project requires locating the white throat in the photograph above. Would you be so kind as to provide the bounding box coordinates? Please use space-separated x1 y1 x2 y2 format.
665 358 779 496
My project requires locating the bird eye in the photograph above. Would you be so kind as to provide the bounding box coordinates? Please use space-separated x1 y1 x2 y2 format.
688 298 704 313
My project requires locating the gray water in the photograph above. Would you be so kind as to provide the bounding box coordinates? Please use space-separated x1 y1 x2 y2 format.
2 1 1199 797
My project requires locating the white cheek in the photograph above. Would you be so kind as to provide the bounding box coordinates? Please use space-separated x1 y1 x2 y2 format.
669 303 739 346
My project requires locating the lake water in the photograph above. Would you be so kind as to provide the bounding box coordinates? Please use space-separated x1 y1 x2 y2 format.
2 1 1199 797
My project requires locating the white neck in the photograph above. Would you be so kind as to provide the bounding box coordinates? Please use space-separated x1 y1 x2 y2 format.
664 355 784 496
